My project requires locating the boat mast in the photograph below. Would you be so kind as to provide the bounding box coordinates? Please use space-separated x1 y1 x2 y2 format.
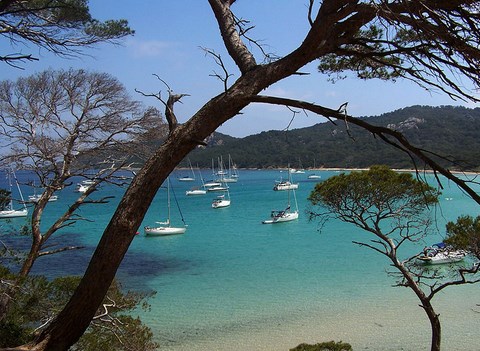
188 158 195 180
13 170 27 209
167 178 171 225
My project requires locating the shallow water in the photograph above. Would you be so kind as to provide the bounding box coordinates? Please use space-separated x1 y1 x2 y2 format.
3 169 480 350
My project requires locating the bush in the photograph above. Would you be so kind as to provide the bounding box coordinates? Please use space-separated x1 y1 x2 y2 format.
290 341 353 351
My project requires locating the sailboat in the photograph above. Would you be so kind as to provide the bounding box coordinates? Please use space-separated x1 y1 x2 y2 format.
222 154 238 183
28 192 58 203
273 166 299 191
204 159 222 188
0 170 28 218
289 158 305 174
178 158 195 182
28 182 58 203
186 166 207 196
212 182 231 208
262 185 299 224
307 158 322 180
208 159 229 191
144 178 187 236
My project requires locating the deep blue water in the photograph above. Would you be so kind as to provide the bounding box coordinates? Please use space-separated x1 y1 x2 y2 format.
1 169 479 350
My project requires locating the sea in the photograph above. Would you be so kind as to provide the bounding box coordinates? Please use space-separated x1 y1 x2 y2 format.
1 169 480 351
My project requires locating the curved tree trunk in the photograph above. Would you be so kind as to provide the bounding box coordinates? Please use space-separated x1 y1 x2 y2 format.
391 255 441 351
423 303 441 351
26 86 261 349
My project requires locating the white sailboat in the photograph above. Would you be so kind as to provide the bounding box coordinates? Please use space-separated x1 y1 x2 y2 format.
289 158 305 174
222 154 238 183
0 170 28 218
208 159 230 191
308 158 322 180
75 178 98 193
178 158 195 182
212 185 231 209
273 179 299 191
75 183 90 193
186 166 207 196
28 193 58 203
273 167 299 191
204 158 222 188
145 178 187 236
28 181 58 203
263 186 299 224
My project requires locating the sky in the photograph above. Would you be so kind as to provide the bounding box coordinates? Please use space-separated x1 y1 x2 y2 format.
1 1 477 138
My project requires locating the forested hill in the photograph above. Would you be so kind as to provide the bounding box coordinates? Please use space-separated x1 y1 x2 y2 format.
186 105 480 171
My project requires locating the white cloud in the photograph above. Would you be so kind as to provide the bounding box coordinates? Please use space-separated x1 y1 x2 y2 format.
127 39 175 58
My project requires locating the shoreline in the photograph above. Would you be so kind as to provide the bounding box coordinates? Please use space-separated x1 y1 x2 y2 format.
174 166 480 176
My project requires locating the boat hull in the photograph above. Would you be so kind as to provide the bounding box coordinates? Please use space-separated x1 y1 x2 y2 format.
28 195 58 203
186 189 207 196
0 208 28 218
178 177 195 182
262 211 299 224
273 182 299 191
417 251 466 265
221 178 238 183
417 243 467 265
212 199 230 208
144 226 186 236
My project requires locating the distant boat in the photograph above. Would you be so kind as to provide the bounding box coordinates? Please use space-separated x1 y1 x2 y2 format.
28 193 58 203
274 167 299 191
207 180 229 192
212 185 231 209
75 179 98 193
417 242 467 265
203 180 222 188
289 159 305 174
273 180 299 191
27 182 58 203
185 187 207 196
186 165 207 196
0 170 28 218
307 174 321 180
75 183 90 193
263 185 298 224
178 158 195 182
145 178 187 236
214 155 237 183
221 154 239 183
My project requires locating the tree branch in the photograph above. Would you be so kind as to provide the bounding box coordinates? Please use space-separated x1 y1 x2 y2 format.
208 0 257 74
249 95 480 205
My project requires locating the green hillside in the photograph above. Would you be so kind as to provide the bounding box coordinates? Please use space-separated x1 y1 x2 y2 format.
185 105 480 171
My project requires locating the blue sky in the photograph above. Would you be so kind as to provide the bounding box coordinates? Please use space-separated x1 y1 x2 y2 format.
2 1 476 137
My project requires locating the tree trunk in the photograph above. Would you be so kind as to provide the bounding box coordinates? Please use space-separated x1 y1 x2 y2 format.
26 98 251 349
392 256 442 351
424 303 441 351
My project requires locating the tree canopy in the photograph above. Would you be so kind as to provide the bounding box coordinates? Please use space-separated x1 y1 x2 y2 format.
0 0 133 67
307 165 478 351
308 165 439 236
445 215 480 259
0 68 163 332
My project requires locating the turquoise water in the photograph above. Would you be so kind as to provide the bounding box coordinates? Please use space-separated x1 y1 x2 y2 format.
2 170 480 350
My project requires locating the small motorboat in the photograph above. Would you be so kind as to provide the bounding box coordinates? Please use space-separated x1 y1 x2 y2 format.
417 243 467 265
